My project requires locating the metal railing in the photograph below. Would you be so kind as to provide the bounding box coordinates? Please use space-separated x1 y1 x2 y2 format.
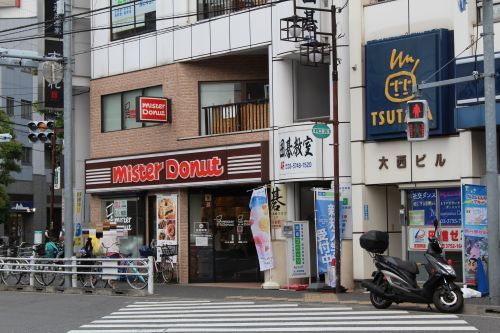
198 0 268 20
202 98 269 135
0 256 154 295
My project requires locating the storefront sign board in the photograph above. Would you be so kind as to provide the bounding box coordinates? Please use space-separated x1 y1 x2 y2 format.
287 221 310 279
439 188 461 226
462 184 488 286
408 226 462 251
249 187 274 271
410 189 436 226
314 189 342 274
278 124 325 180
85 142 268 193
340 183 352 240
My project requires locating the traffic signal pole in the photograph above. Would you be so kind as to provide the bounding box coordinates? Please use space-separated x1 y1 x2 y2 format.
63 0 74 288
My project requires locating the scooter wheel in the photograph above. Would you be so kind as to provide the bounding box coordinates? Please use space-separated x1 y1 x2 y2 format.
370 291 392 309
433 287 464 313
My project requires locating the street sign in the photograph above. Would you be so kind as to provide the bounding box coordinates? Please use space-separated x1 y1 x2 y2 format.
312 123 331 139
0 133 12 142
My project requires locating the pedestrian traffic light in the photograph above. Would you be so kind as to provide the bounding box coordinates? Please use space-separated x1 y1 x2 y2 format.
406 100 429 141
27 121 55 143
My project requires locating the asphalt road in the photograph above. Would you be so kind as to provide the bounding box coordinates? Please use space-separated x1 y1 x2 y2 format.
0 287 498 333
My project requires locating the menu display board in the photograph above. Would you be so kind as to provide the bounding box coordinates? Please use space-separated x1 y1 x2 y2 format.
156 194 178 261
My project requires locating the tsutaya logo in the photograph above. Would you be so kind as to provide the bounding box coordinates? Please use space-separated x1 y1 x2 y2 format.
371 49 433 128
112 157 224 184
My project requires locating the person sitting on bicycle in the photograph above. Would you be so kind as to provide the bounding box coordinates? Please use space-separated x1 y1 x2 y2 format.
45 237 60 259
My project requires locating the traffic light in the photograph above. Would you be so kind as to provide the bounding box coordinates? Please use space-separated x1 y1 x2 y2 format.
27 121 55 143
406 100 429 141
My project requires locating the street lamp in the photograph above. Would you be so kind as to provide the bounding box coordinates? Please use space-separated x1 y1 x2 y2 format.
280 14 306 42
280 1 342 293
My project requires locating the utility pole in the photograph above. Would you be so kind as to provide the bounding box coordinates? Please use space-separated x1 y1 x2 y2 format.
483 0 500 306
63 0 74 287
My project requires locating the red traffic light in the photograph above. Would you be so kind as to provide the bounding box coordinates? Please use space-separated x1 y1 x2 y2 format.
409 102 424 119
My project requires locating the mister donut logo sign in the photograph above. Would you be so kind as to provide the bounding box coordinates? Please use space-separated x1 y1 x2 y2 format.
136 96 172 123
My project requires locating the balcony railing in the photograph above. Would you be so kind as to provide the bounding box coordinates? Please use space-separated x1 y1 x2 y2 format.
198 0 268 20
202 99 269 135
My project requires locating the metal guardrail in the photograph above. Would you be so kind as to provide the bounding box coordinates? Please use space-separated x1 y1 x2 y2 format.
0 256 154 295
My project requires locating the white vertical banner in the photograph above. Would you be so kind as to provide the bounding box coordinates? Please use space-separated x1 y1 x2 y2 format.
156 194 178 261
249 187 274 271
287 221 310 278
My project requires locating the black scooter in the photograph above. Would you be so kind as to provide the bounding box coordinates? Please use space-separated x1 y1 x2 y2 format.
360 219 464 313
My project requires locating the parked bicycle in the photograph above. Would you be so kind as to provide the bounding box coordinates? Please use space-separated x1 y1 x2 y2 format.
0 242 33 286
90 242 148 290
139 243 176 284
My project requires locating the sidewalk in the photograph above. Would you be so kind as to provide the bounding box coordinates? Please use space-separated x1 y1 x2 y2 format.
154 283 500 315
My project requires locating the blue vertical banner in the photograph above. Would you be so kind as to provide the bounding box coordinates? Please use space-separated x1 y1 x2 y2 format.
314 189 343 274
462 184 488 286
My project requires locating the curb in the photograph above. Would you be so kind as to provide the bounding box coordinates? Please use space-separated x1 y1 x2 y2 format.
0 284 148 297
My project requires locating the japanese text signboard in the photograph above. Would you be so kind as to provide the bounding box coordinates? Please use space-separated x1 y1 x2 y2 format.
365 29 454 140
408 226 462 251
287 221 310 279
314 189 343 274
278 125 325 180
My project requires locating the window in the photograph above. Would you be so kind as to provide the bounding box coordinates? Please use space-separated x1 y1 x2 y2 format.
20 147 32 165
111 0 156 41
102 85 162 132
295 64 330 122
199 81 269 135
21 100 31 119
197 0 268 20
477 0 500 23
6 97 14 116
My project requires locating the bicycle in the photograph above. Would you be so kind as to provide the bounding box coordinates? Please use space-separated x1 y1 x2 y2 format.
91 242 148 290
139 244 176 283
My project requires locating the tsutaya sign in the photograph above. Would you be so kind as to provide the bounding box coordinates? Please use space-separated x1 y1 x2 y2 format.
85 142 268 193
365 29 454 140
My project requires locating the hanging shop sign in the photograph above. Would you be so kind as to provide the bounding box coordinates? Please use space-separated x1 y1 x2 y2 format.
156 194 178 261
462 184 488 286
85 142 268 193
249 187 274 271
365 29 454 140
44 39 63 109
278 124 326 180
286 221 310 279
10 201 34 212
408 226 462 251
314 189 343 274
270 184 288 240
136 96 172 123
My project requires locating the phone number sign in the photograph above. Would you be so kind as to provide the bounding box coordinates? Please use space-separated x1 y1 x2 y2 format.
408 226 462 251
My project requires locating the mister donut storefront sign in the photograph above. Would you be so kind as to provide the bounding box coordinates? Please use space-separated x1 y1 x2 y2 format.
136 96 172 123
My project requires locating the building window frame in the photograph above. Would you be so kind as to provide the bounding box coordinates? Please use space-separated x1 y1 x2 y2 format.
101 85 163 133
21 100 31 119
110 0 156 41
6 97 14 116
20 146 32 166
477 0 500 23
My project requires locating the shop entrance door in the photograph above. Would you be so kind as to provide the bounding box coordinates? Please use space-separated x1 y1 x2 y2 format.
189 190 260 283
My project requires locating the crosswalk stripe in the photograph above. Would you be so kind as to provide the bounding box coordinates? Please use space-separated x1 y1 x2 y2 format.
121 303 300 311
133 300 211 304
125 301 257 308
68 300 477 333
69 327 477 333
104 309 405 318
92 314 459 324
82 319 469 328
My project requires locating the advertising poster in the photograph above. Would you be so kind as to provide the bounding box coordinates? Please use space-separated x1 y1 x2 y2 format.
156 194 178 261
249 187 274 271
287 221 310 278
439 188 461 226
314 189 343 274
340 183 352 240
462 184 488 286
408 226 462 251
410 189 437 225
